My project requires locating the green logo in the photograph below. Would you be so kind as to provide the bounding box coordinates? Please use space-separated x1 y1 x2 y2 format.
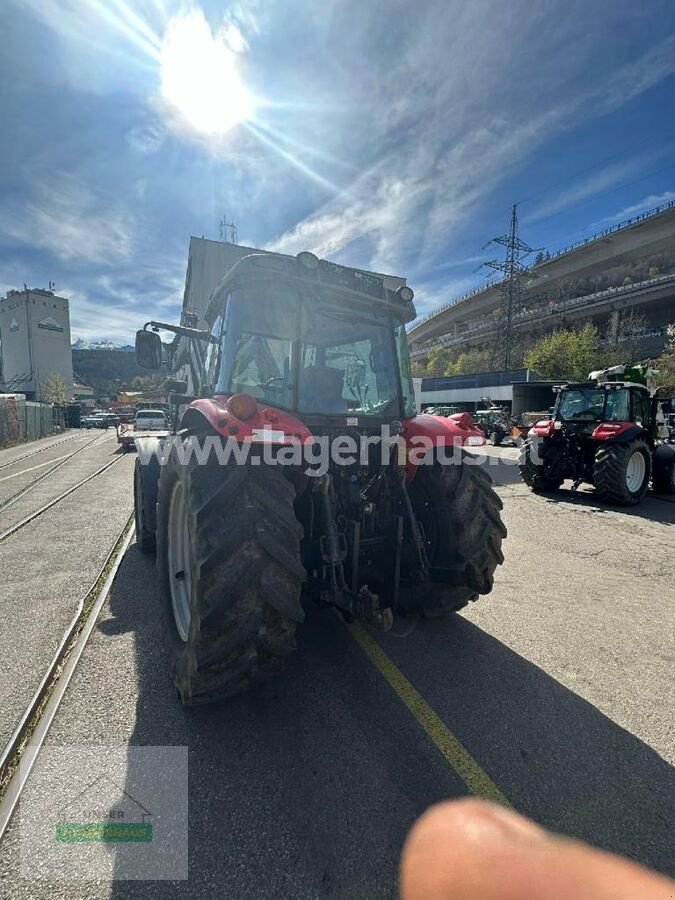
55 822 152 843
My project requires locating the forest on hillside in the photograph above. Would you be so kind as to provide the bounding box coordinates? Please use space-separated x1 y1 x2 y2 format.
72 350 164 400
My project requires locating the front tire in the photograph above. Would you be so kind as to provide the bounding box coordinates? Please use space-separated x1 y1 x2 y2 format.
156 442 306 704
519 438 563 492
400 456 507 615
593 439 651 505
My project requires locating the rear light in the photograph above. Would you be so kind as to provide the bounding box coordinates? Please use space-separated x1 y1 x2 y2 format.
464 435 485 446
228 393 258 421
592 422 628 439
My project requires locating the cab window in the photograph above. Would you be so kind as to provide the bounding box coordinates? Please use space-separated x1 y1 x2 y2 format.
205 313 223 388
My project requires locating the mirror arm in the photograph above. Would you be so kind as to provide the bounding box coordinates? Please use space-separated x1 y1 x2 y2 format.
145 321 217 344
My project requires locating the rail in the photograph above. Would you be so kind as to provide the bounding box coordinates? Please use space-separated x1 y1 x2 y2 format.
0 432 106 513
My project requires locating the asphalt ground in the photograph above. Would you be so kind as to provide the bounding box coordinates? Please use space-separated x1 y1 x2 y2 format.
0 449 673 898
0 432 134 752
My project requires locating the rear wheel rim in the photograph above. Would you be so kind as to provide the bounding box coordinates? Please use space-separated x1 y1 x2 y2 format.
625 451 646 493
168 481 192 642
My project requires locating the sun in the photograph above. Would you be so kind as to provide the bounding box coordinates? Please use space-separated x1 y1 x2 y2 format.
160 10 254 137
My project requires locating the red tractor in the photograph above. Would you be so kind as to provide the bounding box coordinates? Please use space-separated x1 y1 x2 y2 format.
519 365 675 504
134 251 506 704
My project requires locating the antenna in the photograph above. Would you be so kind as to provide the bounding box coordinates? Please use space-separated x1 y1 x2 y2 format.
219 215 238 245
478 205 540 370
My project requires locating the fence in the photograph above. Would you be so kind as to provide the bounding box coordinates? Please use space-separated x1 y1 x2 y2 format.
0 395 58 447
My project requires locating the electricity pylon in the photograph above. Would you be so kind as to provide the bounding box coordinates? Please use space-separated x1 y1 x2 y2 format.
479 205 538 370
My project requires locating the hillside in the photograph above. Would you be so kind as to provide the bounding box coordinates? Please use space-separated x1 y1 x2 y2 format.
72 349 163 399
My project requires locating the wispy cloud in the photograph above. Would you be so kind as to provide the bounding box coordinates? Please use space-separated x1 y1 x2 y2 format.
523 155 657 223
0 173 136 265
267 22 675 281
589 190 675 227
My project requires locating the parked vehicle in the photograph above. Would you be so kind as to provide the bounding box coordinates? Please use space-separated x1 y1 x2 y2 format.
134 409 167 431
132 248 507 704
519 363 675 504
117 408 169 451
473 408 513 446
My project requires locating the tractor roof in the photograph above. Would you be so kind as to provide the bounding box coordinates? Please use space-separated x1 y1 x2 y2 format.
205 252 417 325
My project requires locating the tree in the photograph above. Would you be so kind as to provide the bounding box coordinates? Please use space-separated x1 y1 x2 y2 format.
448 348 492 375
426 347 453 376
616 310 647 363
39 373 68 404
524 324 604 381
652 323 675 396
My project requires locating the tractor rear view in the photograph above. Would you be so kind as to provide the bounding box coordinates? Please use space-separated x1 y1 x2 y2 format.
519 364 675 504
134 250 506 704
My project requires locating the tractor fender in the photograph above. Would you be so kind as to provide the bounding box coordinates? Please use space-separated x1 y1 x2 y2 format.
403 413 486 481
403 413 486 448
591 423 650 444
182 396 313 445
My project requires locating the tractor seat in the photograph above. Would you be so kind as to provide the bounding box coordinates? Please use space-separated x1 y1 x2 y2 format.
299 365 346 412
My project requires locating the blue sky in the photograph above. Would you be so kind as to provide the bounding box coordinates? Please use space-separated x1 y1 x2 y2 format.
2 0 675 342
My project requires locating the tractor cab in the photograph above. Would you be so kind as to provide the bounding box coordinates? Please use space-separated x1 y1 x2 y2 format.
173 251 419 428
552 381 654 438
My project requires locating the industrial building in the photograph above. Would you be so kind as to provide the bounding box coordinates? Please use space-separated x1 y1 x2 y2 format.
0 288 74 401
414 368 556 416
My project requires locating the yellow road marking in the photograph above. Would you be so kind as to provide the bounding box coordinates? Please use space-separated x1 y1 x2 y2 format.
0 453 71 482
347 621 511 806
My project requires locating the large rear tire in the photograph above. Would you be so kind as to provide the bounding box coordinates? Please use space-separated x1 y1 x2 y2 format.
400 456 507 615
593 439 651 505
519 437 563 492
156 442 305 704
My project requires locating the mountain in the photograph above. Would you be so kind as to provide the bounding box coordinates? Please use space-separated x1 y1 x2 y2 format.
71 338 134 352
72 349 162 398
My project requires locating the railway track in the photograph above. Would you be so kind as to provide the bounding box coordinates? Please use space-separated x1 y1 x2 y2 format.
0 521 135 840
0 432 108 514
0 451 126 544
0 432 83 473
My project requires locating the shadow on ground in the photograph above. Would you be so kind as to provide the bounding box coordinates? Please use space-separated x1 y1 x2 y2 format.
102 545 674 897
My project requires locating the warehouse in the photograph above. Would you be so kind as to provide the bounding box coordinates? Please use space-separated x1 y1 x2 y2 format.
414 368 558 417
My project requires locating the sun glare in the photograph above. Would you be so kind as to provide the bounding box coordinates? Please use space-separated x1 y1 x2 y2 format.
160 10 254 137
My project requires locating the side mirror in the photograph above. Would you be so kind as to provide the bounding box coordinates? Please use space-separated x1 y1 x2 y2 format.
135 330 163 370
166 379 188 394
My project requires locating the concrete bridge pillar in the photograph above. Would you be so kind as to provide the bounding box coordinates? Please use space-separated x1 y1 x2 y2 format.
608 309 620 343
